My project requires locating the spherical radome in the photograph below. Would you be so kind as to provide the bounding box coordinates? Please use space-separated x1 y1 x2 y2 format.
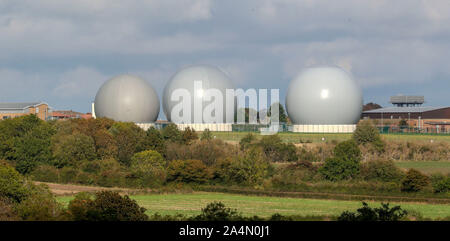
285 67 363 125
163 65 235 123
94 74 160 123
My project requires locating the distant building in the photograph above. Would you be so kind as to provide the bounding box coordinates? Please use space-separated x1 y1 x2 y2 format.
50 110 92 120
0 102 50 120
362 96 450 132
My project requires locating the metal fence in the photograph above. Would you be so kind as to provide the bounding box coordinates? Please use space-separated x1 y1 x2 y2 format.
376 125 450 135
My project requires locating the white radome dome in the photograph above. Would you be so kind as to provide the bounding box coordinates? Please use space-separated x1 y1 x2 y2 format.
285 66 363 125
94 74 160 123
162 65 235 123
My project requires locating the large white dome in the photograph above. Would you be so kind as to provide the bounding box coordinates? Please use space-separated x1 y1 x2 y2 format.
94 74 160 123
285 67 363 125
162 65 235 123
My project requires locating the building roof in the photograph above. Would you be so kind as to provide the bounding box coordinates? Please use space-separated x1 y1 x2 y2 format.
363 107 444 114
0 102 46 110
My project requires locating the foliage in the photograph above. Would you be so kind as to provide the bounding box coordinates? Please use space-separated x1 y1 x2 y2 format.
430 174 450 193
333 140 361 162
338 202 407 221
0 115 55 174
239 133 256 151
201 128 212 141
68 191 148 221
182 127 198 144
166 159 211 183
109 122 146 165
360 159 404 182
161 124 183 143
51 133 96 168
258 135 298 162
401 169 430 192
14 186 66 221
190 201 243 221
142 127 166 156
130 150 166 186
0 164 31 202
267 102 288 123
353 120 385 153
213 148 271 185
319 140 361 181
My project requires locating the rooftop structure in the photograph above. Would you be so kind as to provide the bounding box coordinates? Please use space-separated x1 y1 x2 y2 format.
390 95 424 107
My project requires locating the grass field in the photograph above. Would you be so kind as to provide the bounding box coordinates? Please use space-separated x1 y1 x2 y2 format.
396 161 450 175
211 132 450 143
57 192 450 219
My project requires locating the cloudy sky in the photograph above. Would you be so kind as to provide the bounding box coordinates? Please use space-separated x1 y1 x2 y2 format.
1 0 450 119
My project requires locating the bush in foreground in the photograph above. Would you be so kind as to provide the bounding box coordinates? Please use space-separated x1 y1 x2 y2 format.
338 202 408 221
68 191 148 221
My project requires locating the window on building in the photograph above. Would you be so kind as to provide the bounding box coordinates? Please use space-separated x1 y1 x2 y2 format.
36 107 39 113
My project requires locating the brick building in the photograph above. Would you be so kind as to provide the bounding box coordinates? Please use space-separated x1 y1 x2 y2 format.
0 102 50 120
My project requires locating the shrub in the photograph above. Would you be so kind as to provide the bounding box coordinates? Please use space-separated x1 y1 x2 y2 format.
201 129 212 141
401 169 430 192
239 133 256 150
333 140 361 163
190 202 243 221
431 174 450 193
130 150 166 186
338 202 407 221
166 159 211 183
14 187 66 221
319 140 361 181
191 139 233 166
353 120 381 145
0 164 31 202
258 135 298 162
30 165 60 183
360 159 404 182
68 191 148 221
319 157 360 181
214 148 271 185
182 127 198 144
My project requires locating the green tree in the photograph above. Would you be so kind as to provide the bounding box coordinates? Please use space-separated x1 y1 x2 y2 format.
401 169 430 192
353 120 382 145
191 202 243 221
267 102 288 123
182 127 198 144
130 150 166 185
338 202 407 221
319 140 362 181
0 115 55 174
142 127 166 156
68 191 148 221
360 159 404 182
109 122 146 166
333 140 361 163
51 133 97 168
161 124 182 143
166 159 211 183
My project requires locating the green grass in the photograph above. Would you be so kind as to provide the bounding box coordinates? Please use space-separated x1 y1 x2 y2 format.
396 161 450 175
211 132 450 143
57 192 450 219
